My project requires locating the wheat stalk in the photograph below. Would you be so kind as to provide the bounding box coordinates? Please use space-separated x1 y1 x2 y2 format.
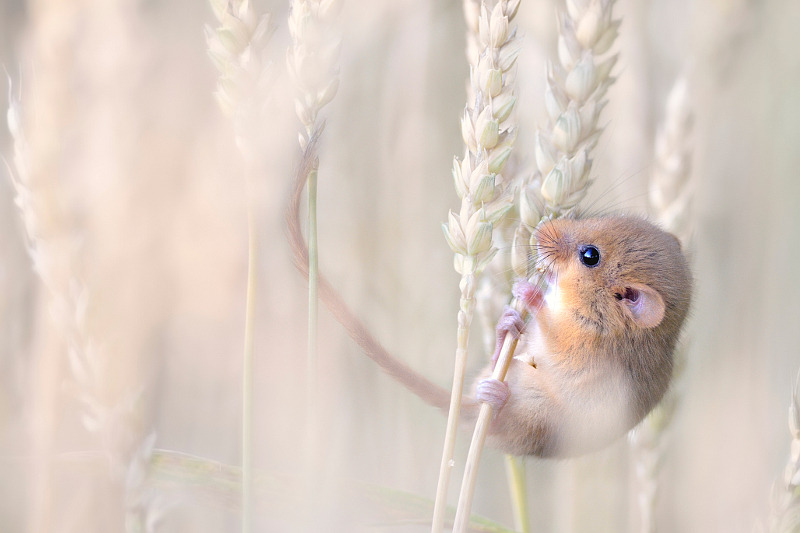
287 0 341 437
287 0 341 373
206 3 273 531
287 0 340 528
434 1 521 531
628 74 693 533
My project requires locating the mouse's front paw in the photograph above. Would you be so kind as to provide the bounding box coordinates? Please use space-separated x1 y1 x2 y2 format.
512 278 543 311
476 378 510 414
492 306 525 368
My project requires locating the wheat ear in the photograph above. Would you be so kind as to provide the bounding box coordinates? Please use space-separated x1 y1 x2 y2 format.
288 0 340 148
6 72 62 533
648 76 694 243
6 75 163 531
434 1 521 531
628 75 694 533
206 2 272 531
207 0 272 140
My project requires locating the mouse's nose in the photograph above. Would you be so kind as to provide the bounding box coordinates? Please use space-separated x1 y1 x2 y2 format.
532 219 569 263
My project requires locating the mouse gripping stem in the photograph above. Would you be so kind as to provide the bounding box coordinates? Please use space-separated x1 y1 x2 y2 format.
452 295 530 532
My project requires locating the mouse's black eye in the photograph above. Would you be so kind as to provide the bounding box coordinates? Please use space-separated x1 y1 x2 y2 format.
579 245 601 267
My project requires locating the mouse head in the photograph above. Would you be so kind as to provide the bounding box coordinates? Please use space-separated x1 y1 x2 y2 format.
534 216 691 337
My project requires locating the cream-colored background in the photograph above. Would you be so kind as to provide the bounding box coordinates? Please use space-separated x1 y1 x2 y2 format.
0 0 798 531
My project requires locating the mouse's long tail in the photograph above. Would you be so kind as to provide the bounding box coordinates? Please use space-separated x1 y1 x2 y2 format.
285 135 451 411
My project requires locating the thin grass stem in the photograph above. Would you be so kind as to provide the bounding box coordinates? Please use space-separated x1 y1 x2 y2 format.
505 455 530 533
204 3 274 527
287 1 339 526
242 181 257 533
307 168 319 378
305 167 320 521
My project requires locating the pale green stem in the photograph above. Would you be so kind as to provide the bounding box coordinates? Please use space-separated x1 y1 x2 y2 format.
242 180 257 533
307 168 318 390
504 455 530 533
306 166 319 484
432 272 476 533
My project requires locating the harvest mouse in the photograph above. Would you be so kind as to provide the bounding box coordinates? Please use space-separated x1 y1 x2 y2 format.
472 216 692 457
287 142 692 458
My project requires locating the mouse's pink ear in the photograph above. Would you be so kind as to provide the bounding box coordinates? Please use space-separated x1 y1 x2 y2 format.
616 283 665 329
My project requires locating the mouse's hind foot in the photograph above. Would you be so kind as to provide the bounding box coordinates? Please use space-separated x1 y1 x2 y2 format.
476 378 510 415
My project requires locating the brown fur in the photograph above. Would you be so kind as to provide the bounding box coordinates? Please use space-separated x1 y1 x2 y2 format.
286 143 692 457
479 216 692 457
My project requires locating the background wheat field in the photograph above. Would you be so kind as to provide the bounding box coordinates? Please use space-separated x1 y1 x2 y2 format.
1 0 799 532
